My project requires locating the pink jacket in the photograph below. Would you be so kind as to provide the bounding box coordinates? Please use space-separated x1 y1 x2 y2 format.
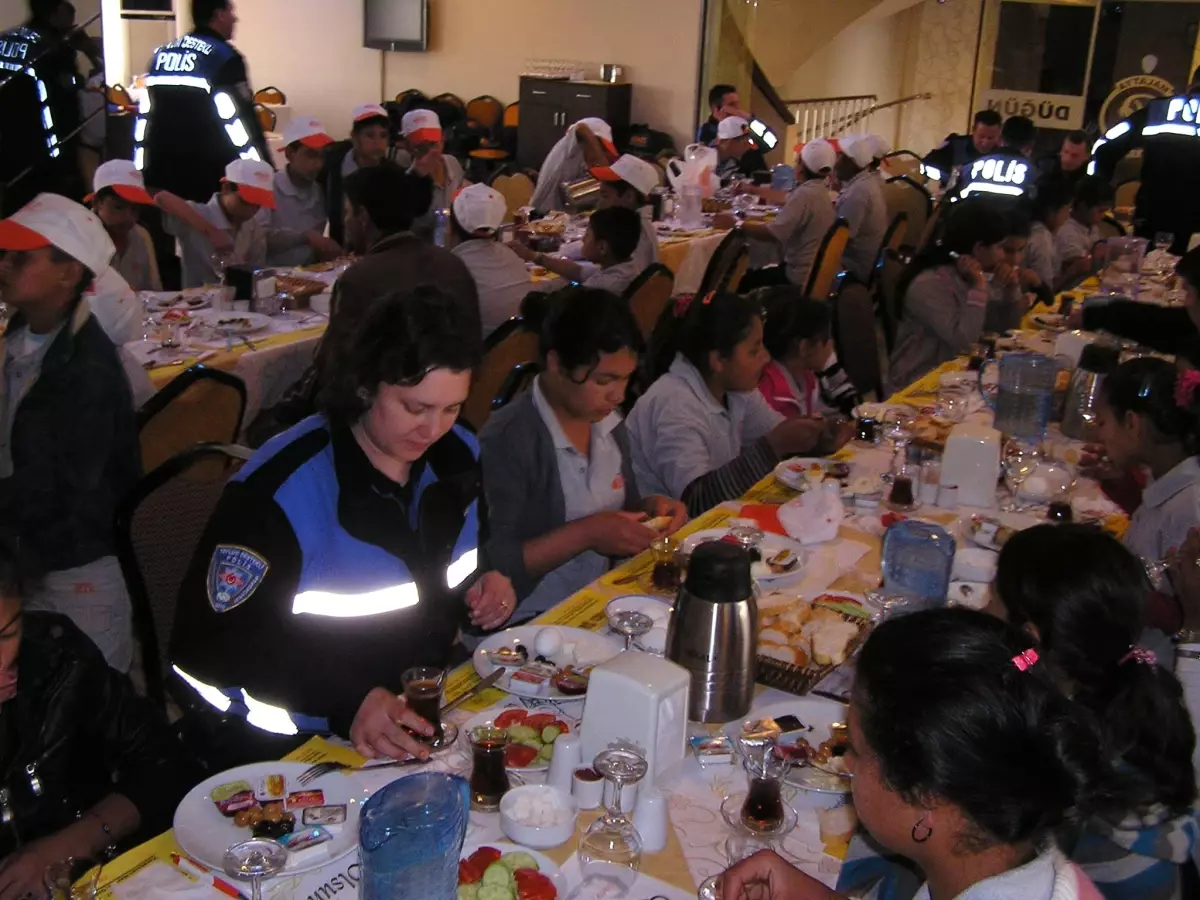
758 360 819 418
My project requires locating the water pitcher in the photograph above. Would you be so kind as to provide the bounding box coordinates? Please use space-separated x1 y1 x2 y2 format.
881 520 956 606
978 351 1058 441
1061 343 1121 440
1100 236 1149 299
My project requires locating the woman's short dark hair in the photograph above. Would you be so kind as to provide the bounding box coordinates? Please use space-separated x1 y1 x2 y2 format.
343 162 433 236
758 287 831 361
856 609 1112 850
319 286 482 425
996 524 1197 814
533 287 643 375
1102 356 1200 453
646 291 763 382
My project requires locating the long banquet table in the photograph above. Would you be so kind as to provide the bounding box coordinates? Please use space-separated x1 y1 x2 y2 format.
95 330 1128 899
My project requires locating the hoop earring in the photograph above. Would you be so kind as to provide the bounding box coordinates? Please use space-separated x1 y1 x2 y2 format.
911 815 933 844
356 387 370 402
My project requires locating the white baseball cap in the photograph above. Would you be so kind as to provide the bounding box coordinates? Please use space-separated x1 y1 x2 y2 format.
281 116 334 150
717 116 752 141
87 159 154 205
572 118 617 156
0 193 116 276
401 109 442 143
865 134 891 161
352 103 389 125
839 134 876 169
222 158 277 209
452 183 507 236
591 154 660 198
799 139 837 174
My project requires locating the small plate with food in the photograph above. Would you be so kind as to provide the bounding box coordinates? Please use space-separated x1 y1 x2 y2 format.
461 707 577 773
458 843 565 900
142 290 211 312
681 529 808 583
725 698 851 795
966 515 1017 551
172 761 368 876
189 309 273 335
773 458 852 493
473 626 622 702
1031 312 1067 332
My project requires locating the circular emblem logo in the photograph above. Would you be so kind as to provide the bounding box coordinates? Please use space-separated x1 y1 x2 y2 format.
1100 74 1176 132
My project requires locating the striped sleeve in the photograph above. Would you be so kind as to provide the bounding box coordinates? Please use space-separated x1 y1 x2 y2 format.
680 437 778 516
818 353 862 415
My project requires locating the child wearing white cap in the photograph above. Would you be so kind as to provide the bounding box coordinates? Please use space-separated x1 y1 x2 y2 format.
319 103 394 246
449 184 535 339
87 159 164 293
835 134 888 283
716 116 769 183
591 154 662 273
529 118 619 212
265 117 343 267
735 138 838 292
162 158 277 288
0 193 140 672
401 109 467 242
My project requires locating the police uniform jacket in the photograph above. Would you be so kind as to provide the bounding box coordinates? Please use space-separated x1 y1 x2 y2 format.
921 133 984 184
169 416 482 738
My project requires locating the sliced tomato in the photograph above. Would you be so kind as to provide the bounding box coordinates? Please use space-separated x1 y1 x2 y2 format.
469 847 503 868
523 713 557 731
880 512 908 529
515 868 557 900
551 719 571 734
494 709 527 729
504 743 539 768
458 858 484 885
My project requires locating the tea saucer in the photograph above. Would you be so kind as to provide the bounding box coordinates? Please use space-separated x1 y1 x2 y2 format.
719 792 798 838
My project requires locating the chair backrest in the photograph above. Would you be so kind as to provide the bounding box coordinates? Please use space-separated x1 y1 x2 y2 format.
1114 180 1139 211
623 263 676 339
1098 215 1127 240
107 83 133 108
883 177 931 252
466 95 504 133
462 317 539 431
880 151 923 181
433 92 466 114
494 362 540 413
867 213 908 291
876 250 906 352
255 103 277 133
727 251 751 293
138 365 248 474
915 199 948 256
695 229 749 299
490 171 534 220
832 278 883 400
115 442 252 708
254 86 286 105
805 218 849 301
502 102 520 129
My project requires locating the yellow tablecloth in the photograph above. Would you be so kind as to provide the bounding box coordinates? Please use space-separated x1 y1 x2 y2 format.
146 323 327 390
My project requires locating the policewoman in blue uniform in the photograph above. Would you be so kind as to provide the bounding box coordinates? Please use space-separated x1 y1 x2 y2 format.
1092 66 1200 255
169 286 517 764
136 0 270 202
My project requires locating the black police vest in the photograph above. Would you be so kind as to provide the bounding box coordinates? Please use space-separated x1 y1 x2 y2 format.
0 26 62 164
952 152 1033 202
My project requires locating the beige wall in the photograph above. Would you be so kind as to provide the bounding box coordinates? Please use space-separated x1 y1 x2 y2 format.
228 0 703 147
901 0 985 155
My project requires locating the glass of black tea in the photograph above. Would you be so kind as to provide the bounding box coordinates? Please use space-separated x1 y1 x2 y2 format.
469 725 510 812
738 737 791 834
402 666 445 745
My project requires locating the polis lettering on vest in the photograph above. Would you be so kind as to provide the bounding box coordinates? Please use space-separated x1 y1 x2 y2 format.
1167 97 1200 124
154 51 198 73
0 41 29 61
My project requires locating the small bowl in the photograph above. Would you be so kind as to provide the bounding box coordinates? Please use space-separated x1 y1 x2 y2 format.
499 784 579 849
953 548 998 583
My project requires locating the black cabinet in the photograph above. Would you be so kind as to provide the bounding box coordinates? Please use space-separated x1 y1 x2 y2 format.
517 77 632 171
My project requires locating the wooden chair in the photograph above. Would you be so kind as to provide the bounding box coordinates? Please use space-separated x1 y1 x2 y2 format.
1114 180 1139 211
254 86 286 105
915 199 948 256
880 151 924 182
494 362 540 413
490 171 535 221
466 95 504 134
883 176 931 254
394 88 426 107
623 263 676 339
462 317 539 432
804 219 849 301
831 277 884 400
254 103 277 133
106 83 134 109
695 229 749 298
469 96 512 178
728 251 751 292
115 442 252 708
875 249 906 352
433 92 466 115
137 366 247 475
867 213 908 291
1098 215 1127 240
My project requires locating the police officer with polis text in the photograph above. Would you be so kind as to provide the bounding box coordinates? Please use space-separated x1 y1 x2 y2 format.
921 109 1003 186
1093 66 1200 255
138 0 269 202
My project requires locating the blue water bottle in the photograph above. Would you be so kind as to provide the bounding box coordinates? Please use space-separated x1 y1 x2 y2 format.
881 520 956 608
433 207 451 247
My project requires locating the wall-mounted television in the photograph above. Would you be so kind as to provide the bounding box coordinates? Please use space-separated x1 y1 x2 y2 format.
364 0 428 52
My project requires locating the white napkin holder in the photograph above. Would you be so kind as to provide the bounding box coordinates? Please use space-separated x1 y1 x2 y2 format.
580 652 690 785
940 423 1001 508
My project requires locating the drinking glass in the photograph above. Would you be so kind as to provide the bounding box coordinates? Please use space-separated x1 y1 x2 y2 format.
1155 232 1176 253
468 725 510 811
886 461 921 512
223 839 287 900
210 249 232 282
44 857 100 900
1001 440 1040 512
578 747 648 890
734 733 792 835
649 535 683 593
608 609 654 651
881 410 914 481
402 666 445 746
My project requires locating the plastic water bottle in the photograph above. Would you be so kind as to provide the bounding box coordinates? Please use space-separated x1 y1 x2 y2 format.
433 207 451 247
881 520 956 606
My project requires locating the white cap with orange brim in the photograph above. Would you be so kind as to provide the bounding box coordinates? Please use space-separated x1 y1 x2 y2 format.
401 108 443 144
87 159 155 205
590 154 660 198
281 117 334 150
571 117 617 156
352 103 389 125
452 183 508 236
0 193 116 276
222 158 277 209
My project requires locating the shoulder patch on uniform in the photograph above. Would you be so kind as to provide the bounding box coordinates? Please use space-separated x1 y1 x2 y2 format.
207 545 269 613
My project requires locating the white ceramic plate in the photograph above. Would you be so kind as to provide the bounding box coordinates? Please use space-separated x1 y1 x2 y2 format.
604 594 673 653
173 761 369 876
190 309 274 334
948 581 990 610
773 458 845 492
724 698 850 795
473 626 622 701
141 290 211 311
1031 313 1067 332
459 842 568 898
681 529 807 583
459 705 579 774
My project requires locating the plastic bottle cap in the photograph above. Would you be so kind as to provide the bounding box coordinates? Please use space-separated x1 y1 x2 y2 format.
683 541 753 604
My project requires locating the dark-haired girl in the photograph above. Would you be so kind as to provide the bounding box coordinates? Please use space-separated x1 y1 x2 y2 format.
888 200 1011 390
481 289 686 620
1024 177 1073 291
989 524 1198 900
169 287 515 764
1094 357 1200 567
626 292 853 515
737 609 1107 900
